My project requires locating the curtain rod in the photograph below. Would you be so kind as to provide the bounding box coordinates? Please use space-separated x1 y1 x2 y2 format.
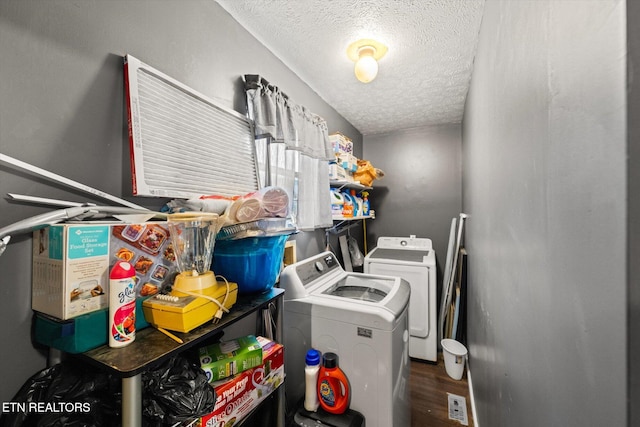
244 74 289 100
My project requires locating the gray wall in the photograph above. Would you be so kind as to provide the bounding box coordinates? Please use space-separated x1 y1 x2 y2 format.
462 1 627 426
0 0 360 401
363 124 462 285
627 1 640 425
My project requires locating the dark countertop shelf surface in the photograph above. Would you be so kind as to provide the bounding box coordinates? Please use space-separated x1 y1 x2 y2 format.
75 287 284 377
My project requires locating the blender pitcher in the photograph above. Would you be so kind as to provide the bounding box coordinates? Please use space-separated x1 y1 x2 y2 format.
167 212 220 293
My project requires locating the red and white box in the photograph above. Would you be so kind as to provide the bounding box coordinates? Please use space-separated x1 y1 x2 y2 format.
199 338 284 427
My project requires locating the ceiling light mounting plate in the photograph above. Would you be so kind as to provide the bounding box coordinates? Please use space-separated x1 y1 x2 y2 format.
347 38 388 61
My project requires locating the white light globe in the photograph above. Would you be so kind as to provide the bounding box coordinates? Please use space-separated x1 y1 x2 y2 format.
354 55 378 83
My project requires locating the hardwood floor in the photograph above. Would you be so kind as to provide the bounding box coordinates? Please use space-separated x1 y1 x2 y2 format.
411 354 474 427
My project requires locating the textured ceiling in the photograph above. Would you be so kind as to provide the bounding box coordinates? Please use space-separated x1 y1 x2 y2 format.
217 0 485 135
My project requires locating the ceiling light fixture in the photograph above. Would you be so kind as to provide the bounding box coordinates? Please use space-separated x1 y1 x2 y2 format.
347 38 388 83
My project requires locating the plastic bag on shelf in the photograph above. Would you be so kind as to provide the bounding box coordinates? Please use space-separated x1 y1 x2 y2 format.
353 160 384 187
142 355 215 426
0 362 120 427
1 355 215 427
348 236 364 267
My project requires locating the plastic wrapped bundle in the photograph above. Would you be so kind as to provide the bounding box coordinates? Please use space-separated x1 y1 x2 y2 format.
235 197 265 222
261 186 289 217
232 186 289 223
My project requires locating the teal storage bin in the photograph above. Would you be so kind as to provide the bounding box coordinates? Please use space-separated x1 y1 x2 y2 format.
34 299 149 353
212 235 289 294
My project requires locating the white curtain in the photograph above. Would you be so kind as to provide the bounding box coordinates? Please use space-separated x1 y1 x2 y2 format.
245 75 333 230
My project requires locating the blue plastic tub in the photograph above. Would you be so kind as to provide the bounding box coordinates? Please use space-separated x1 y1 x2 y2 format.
212 235 289 294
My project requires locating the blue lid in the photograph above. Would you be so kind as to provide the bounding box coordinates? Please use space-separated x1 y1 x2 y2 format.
306 348 321 366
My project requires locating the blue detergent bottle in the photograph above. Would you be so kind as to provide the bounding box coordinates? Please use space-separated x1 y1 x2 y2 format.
362 191 370 216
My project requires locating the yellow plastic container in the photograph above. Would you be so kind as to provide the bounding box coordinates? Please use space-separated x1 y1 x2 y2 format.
142 280 237 333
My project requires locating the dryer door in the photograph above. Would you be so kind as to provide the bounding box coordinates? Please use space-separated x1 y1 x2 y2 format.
367 263 430 338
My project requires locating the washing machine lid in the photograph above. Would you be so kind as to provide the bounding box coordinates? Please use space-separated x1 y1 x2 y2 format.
309 271 411 325
321 273 396 303
366 248 431 263
281 251 411 330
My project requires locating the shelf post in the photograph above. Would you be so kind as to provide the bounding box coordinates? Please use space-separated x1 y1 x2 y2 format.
276 295 285 426
122 374 142 426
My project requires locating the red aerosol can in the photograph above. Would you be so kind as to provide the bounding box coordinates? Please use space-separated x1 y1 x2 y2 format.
109 261 136 348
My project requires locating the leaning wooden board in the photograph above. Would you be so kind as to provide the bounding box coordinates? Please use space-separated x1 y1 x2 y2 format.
439 217 457 343
439 214 467 341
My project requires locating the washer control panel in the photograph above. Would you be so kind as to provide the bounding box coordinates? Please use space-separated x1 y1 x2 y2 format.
295 252 341 286
376 236 433 250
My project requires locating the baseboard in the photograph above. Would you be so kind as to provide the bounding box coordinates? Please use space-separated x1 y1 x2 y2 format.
466 362 479 427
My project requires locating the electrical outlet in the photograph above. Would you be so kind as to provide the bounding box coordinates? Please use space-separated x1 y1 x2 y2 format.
447 393 469 425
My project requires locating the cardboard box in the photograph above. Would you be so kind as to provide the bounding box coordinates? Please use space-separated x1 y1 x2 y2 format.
339 152 358 173
329 132 353 154
199 335 263 383
32 221 177 320
199 339 284 427
329 162 346 181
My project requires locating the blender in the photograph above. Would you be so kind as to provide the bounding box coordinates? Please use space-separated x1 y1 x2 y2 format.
142 212 238 333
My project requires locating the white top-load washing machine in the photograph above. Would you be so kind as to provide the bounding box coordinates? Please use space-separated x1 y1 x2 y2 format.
280 251 411 427
364 235 437 362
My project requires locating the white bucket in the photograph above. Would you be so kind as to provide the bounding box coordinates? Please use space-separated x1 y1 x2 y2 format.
441 339 468 380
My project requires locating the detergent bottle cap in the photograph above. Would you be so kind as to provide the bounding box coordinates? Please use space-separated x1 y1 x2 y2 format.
306 349 321 366
323 352 339 369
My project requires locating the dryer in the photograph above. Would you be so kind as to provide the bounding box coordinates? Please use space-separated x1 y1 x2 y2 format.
364 235 437 362
280 251 411 427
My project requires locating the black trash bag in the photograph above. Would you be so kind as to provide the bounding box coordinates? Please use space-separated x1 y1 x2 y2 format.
142 355 215 426
0 362 120 427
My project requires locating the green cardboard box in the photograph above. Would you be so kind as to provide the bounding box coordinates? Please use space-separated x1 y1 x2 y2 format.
199 335 263 382
33 299 150 353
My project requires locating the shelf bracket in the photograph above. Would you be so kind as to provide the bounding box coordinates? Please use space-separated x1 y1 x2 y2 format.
326 219 362 235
